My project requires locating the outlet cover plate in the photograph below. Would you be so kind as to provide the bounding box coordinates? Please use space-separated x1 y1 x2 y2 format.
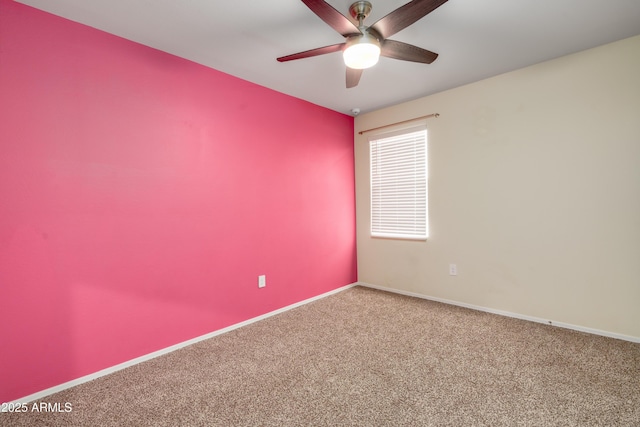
449 264 458 276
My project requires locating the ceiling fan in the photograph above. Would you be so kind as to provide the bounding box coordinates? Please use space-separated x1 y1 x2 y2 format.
277 0 448 88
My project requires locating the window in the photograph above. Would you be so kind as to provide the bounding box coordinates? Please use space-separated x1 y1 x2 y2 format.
369 125 427 240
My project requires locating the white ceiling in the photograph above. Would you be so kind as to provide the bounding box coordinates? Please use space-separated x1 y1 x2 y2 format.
15 0 640 115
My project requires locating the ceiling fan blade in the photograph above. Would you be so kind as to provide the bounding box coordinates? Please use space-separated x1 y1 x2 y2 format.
371 0 448 40
381 39 438 64
277 43 345 62
301 0 361 37
346 67 363 88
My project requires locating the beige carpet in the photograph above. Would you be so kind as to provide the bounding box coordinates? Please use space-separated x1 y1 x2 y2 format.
3 286 639 426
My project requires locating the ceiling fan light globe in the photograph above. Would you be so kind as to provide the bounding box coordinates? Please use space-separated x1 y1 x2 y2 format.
343 35 381 70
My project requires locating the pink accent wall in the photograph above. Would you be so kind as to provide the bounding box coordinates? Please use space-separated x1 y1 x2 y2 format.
0 0 356 402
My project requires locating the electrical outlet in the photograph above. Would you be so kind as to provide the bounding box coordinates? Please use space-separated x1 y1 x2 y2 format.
258 275 266 288
449 264 458 276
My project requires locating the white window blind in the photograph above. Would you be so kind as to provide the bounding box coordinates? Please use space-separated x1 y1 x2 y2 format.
370 126 427 240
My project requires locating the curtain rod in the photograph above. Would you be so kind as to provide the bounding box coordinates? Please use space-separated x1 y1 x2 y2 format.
357 113 439 135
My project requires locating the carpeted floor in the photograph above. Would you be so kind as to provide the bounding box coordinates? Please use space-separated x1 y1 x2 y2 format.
3 286 639 426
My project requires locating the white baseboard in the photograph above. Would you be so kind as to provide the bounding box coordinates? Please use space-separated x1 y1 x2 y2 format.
357 282 640 344
9 282 358 405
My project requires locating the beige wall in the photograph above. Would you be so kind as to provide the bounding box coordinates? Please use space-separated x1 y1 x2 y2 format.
355 35 640 340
